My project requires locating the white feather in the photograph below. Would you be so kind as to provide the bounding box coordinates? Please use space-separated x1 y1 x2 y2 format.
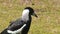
7 24 26 34
22 9 29 21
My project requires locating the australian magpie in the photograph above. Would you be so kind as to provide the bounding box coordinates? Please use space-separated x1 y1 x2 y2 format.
0 7 38 34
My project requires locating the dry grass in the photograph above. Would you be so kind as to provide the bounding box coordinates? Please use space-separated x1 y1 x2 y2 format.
0 0 60 34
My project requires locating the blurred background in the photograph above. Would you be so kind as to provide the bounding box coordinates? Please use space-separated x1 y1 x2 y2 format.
0 0 60 34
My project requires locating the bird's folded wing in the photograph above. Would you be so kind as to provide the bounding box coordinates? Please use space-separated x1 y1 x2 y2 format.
7 24 26 34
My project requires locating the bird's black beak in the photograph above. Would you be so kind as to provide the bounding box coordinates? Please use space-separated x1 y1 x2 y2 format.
33 12 38 18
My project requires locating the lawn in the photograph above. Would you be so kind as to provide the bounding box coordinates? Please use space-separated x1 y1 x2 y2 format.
0 0 60 34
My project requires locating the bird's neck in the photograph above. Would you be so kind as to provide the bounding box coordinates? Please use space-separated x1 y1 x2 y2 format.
22 15 32 23
22 14 29 22
21 9 31 22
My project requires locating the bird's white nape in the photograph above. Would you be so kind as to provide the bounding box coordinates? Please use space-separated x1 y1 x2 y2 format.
22 9 29 21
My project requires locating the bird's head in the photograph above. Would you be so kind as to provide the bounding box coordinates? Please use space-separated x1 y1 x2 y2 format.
22 7 38 18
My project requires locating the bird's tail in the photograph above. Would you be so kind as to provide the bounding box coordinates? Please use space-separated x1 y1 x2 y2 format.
0 28 9 34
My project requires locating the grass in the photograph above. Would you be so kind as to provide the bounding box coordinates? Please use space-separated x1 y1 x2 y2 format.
0 0 60 34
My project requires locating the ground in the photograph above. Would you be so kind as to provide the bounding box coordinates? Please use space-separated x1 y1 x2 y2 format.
0 0 60 34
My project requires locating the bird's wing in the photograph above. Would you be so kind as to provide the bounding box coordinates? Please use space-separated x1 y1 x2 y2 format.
7 20 26 34
7 24 26 34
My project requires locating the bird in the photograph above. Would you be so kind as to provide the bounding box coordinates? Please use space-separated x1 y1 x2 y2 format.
0 7 38 34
